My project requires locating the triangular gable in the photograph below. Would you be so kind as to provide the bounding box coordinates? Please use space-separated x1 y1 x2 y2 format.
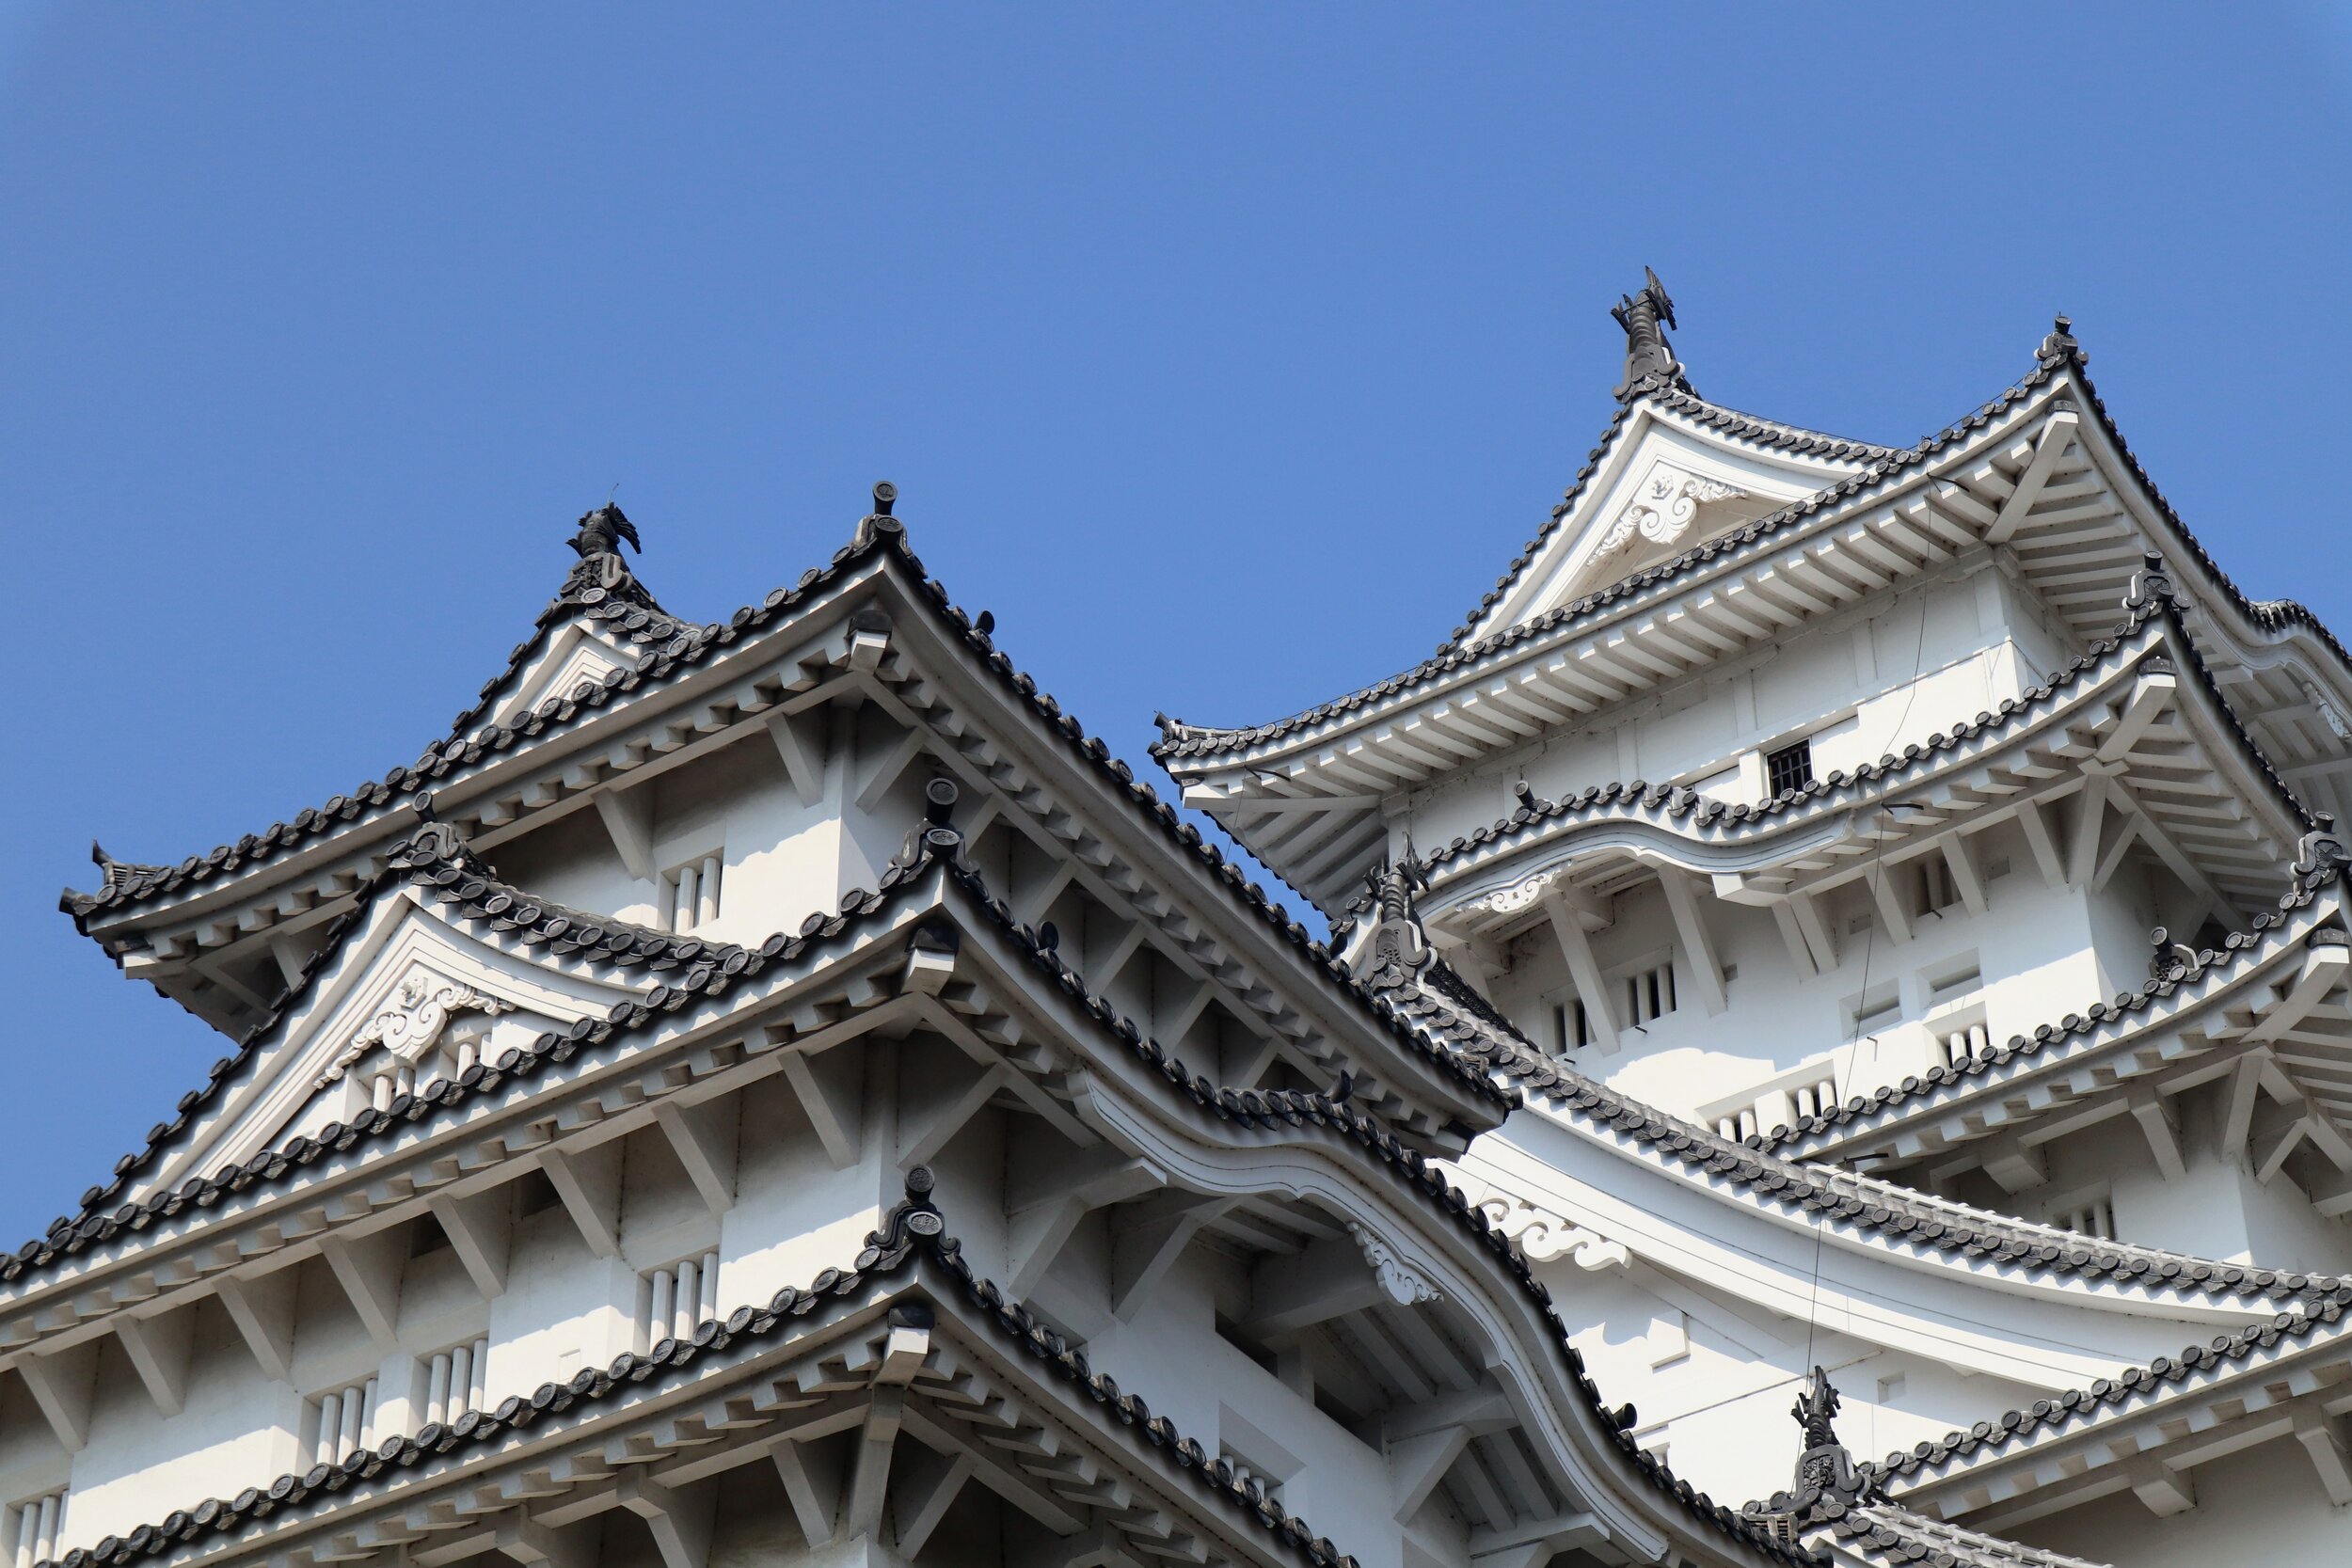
478 616 644 736
1481 398 1874 638
129 881 649 1204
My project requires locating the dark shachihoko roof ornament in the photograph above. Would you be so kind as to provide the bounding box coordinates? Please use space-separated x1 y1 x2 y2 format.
561 501 665 614
571 502 642 568
1788 1366 1874 1507
1611 266 1694 401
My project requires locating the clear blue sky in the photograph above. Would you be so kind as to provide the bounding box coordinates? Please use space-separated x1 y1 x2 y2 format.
4 5 2349 1245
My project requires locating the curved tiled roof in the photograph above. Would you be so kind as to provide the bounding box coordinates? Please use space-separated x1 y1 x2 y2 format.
11 809 1510 1290
41 824 726 1232
1809 1502 2111 1568
1861 1295 2351 1488
27 1170 1807 1568
21 868 1812 1568
446 555 693 738
1380 952 2349 1308
1442 377 1895 656
1409 564 2318 915
1760 911 2347 1152
59 519 1443 1128
1157 325 2352 774
1152 351 2065 764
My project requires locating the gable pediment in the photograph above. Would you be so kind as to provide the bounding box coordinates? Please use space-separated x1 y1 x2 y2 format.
479 619 641 736
1493 402 1874 635
129 885 650 1204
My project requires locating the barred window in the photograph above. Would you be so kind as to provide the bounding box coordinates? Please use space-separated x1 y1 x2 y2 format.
1764 738 1815 797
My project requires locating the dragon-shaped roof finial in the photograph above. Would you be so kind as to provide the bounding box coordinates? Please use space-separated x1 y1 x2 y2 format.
1791 1365 1842 1451
570 502 642 562
1611 266 1692 401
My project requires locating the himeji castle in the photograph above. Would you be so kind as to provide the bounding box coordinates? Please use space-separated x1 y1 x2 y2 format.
8 279 2350 1568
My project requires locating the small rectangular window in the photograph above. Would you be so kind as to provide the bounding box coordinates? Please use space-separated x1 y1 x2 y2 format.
639 1250 720 1351
1556 999 1592 1053
663 854 724 934
1764 738 1816 798
7 1491 68 1568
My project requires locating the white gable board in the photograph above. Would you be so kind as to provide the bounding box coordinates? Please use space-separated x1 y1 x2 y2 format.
129 887 649 1205
1482 401 1872 639
480 619 641 736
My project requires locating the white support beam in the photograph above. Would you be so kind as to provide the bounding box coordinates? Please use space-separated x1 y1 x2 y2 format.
771 1437 844 1549
427 1188 513 1300
780 1049 863 1170
654 1098 740 1219
1940 834 1988 917
897 1064 1008 1171
1242 1235 1388 1338
1788 892 1838 973
2220 1050 2271 1164
13 1342 96 1451
540 1143 623 1259
1038 1525 1147 1568
268 934 310 991
1007 1155 1155 1297
765 711 824 806
1987 411 2080 543
320 1229 406 1352
215 1269 297 1382
1108 1194 1235 1322
115 1305 193 1417
1656 870 1726 1014
2068 767 2117 887
2293 1405 2352 1508
2091 813 2148 895
2248 945 2352 1046
2256 1117 2312 1186
2126 1454 2197 1516
1386 1387 1515 1440
2097 673 2177 763
893 1451 975 1560
1766 898 1820 980
2127 1083 2187 1181
1543 895 1620 1053
1980 1134 2050 1193
1865 862 1914 945
615 1474 715 1568
2014 797 2068 888
853 728 928 816
594 787 658 882
1387 1428 1470 1523
846 1390 905 1541
495 1516 598 1568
